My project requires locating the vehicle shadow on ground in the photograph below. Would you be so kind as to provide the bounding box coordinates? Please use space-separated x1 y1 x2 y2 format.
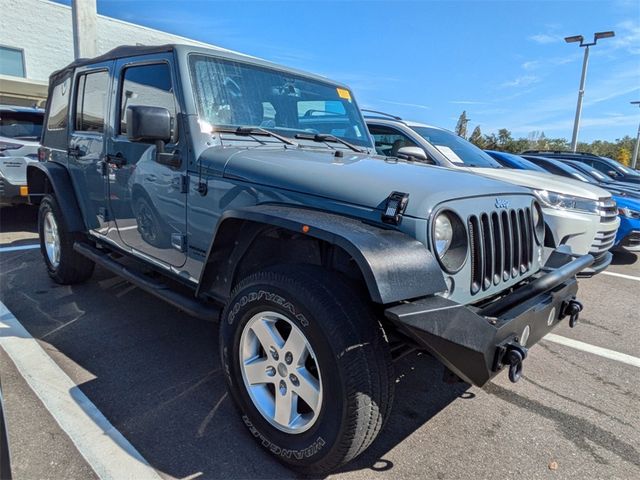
0 205 38 246
1 245 469 479
611 249 639 266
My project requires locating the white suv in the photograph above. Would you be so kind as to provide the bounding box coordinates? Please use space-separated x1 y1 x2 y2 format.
365 113 619 276
0 105 44 207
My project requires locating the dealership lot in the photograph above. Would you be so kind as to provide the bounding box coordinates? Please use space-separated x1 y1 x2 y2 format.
1 205 639 480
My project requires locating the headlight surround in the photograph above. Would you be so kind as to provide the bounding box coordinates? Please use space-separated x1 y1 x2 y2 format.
533 189 598 215
532 200 545 244
619 206 640 219
431 210 468 273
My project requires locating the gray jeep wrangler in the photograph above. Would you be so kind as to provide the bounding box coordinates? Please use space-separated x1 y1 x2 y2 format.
28 44 592 474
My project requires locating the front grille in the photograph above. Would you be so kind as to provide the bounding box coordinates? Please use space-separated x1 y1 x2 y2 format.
469 207 534 295
590 228 617 255
597 198 618 223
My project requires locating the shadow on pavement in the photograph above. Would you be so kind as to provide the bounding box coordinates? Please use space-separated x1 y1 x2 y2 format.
0 205 39 246
610 249 639 266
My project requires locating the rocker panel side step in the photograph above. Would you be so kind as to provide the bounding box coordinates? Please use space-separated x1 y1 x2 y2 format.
74 242 220 322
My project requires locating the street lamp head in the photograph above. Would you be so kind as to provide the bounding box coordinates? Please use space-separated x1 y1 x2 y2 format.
565 35 584 44
594 31 615 40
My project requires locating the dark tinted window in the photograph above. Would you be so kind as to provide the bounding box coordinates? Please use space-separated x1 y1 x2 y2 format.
119 63 175 135
0 111 44 140
75 71 109 132
47 77 70 131
368 124 419 156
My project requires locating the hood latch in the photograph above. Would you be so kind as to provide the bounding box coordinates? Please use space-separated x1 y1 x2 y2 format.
382 191 409 225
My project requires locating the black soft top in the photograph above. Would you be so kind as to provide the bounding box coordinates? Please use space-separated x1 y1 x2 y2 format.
50 44 174 82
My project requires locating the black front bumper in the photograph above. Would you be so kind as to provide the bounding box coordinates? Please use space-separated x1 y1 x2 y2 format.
384 252 593 387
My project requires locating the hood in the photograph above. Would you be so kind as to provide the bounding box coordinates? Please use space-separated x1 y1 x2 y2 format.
615 195 640 210
473 168 610 201
199 147 532 218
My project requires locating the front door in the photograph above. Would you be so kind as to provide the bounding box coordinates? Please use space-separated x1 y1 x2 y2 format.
106 56 187 267
67 63 112 233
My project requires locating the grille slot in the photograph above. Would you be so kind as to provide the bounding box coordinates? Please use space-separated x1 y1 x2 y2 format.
597 198 618 223
469 207 534 295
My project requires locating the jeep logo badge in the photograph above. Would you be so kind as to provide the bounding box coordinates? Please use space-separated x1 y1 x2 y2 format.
495 198 510 209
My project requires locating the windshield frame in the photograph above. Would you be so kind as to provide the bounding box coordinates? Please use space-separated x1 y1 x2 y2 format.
187 52 373 150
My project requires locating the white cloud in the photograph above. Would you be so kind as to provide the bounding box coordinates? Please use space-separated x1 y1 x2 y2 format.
529 33 560 44
449 100 488 105
378 99 431 110
500 75 541 88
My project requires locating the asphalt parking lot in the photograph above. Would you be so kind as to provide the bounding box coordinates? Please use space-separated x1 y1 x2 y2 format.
1 204 639 480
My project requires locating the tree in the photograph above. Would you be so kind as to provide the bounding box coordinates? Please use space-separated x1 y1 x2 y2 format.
497 128 513 150
455 111 469 139
469 125 484 148
616 147 631 166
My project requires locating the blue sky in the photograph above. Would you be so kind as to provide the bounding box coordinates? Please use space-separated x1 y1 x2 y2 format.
56 0 639 141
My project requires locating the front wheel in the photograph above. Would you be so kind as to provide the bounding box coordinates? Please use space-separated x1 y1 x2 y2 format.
220 265 394 475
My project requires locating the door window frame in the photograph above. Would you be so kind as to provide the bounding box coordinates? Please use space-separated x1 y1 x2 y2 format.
72 68 111 135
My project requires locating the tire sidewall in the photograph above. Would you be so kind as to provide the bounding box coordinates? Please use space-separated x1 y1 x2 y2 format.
38 197 64 275
220 279 349 468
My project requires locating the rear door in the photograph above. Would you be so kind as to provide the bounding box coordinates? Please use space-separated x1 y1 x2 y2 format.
67 62 113 233
105 54 187 267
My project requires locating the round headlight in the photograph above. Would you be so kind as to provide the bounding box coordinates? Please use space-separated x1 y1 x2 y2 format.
431 210 468 273
434 213 453 257
532 201 545 244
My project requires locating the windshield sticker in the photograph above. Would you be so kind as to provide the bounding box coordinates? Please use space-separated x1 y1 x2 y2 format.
336 88 352 102
435 145 464 163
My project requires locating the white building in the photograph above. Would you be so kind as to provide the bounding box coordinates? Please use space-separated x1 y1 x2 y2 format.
0 0 222 106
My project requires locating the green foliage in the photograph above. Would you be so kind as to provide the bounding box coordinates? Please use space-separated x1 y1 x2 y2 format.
455 111 469 139
466 122 635 163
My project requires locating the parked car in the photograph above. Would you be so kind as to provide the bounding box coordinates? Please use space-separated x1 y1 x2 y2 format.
365 114 618 276
562 159 640 195
522 151 640 185
0 105 44 206
28 44 592 474
491 152 640 252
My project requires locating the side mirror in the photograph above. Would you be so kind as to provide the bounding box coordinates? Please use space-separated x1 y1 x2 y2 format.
607 170 619 177
126 106 172 143
396 146 428 161
126 106 180 168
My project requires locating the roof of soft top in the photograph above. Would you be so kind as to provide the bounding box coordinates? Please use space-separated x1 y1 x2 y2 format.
50 43 345 88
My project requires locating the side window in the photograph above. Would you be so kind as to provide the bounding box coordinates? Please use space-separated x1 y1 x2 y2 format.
590 160 614 176
75 70 109 133
368 124 418 156
119 63 175 136
47 77 70 131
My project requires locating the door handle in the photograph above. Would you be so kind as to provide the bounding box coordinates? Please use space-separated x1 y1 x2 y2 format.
106 153 127 168
68 146 82 157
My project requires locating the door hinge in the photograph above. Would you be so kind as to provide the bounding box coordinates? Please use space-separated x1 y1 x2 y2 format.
181 174 188 193
98 206 110 222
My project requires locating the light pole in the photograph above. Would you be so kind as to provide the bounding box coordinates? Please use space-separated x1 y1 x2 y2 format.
631 101 640 170
565 31 615 152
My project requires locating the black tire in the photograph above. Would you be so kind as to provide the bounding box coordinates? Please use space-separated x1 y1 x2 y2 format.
38 194 94 285
220 265 394 475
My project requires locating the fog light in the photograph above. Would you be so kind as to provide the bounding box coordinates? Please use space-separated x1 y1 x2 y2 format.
520 325 530 347
547 307 556 326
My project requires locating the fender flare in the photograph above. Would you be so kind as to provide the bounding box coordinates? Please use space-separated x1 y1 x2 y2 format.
198 204 446 304
27 162 86 232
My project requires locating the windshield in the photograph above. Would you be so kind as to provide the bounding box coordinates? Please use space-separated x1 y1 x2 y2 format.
410 126 502 168
602 157 640 176
575 164 612 182
0 110 43 140
188 54 372 148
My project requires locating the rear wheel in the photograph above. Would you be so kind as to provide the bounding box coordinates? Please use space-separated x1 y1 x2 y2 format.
220 265 394 475
38 194 94 284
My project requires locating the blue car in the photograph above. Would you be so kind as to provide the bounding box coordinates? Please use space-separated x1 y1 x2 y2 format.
487 150 640 251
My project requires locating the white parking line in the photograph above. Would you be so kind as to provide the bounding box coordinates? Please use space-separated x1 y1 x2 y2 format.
545 333 640 368
0 302 163 480
0 244 39 253
601 271 640 282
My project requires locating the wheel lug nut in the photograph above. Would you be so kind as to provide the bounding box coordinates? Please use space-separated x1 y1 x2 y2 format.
285 352 293 365
289 374 299 386
269 346 279 361
266 366 276 377
279 380 287 395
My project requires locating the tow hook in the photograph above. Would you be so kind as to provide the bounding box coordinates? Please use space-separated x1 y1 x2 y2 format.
494 340 528 383
562 300 583 328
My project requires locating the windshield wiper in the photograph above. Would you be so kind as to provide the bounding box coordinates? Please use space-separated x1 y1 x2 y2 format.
294 133 365 153
214 126 298 147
